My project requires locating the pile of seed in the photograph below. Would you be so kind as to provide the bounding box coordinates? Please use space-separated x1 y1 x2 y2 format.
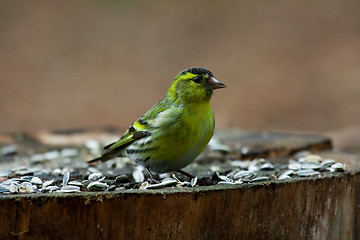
0 148 346 194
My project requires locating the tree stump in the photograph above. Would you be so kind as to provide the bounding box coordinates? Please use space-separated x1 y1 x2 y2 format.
0 129 359 240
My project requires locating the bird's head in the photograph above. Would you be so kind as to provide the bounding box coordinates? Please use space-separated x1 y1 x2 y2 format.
166 67 226 104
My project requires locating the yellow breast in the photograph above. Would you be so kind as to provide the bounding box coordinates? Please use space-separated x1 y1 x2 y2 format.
149 101 215 172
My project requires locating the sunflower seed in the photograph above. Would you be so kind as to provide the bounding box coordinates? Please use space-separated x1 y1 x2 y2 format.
60 148 79 158
230 160 250 169
162 177 178 182
259 162 274 170
191 177 198 187
85 140 101 155
248 159 260 172
52 168 62 176
30 177 43 185
132 167 145 183
147 178 178 189
278 174 291 180
219 175 232 182
87 181 108 191
248 158 270 171
115 175 130 183
21 176 33 181
282 169 294 176
240 147 249 155
208 138 231 153
19 182 36 193
8 183 19 193
14 169 33 176
234 170 255 180
60 185 80 193
288 160 302 170
250 176 269 182
45 186 59 192
0 179 18 187
330 162 345 172
44 150 60 160
62 171 70 186
293 150 311 159
10 178 28 183
296 169 320 177
211 171 220 181
320 159 336 169
139 182 149 190
88 172 105 182
42 180 54 188
68 181 83 187
301 162 321 170
0 188 10 193
0 169 10 177
30 154 45 163
299 155 322 163
0 145 17 156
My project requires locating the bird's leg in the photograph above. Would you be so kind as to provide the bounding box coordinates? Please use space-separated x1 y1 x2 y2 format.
146 168 160 183
177 169 195 179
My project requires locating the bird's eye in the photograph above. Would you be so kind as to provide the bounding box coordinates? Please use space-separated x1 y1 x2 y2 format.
192 76 202 84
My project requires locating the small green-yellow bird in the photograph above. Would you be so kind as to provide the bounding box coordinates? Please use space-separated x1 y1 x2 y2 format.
89 67 226 178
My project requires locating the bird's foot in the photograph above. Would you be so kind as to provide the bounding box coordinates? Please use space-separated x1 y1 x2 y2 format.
177 169 195 180
146 168 160 184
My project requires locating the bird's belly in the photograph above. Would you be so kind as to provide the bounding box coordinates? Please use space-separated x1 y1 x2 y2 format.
141 108 214 173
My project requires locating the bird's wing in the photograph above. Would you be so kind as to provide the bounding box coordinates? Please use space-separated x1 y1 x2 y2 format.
87 122 149 163
104 124 148 151
88 98 174 163
104 98 177 151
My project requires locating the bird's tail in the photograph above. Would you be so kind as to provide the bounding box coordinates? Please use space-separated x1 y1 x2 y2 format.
87 148 124 164
87 156 102 164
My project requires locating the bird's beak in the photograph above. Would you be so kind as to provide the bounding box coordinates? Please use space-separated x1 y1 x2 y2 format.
206 77 227 90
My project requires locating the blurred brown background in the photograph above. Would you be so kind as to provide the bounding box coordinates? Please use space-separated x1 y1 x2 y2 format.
0 1 359 143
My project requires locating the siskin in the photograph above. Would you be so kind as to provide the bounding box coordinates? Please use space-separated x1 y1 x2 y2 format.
88 67 226 178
